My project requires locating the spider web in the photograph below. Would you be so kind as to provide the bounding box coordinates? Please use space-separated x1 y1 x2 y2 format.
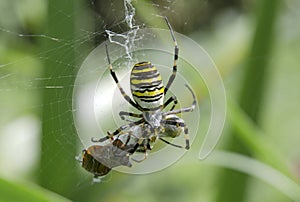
0 0 225 187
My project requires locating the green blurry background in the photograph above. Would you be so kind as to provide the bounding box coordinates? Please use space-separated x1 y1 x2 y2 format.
1 0 300 201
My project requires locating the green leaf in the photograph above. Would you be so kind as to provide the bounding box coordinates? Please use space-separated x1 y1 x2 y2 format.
0 177 71 202
206 151 300 201
227 97 292 177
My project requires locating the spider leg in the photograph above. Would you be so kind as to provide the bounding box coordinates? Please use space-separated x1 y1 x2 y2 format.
105 39 142 111
163 84 196 116
116 131 132 150
111 131 138 154
164 16 179 95
163 120 190 150
127 141 140 154
91 119 144 142
162 95 178 111
119 111 143 122
118 131 141 154
159 138 183 148
181 122 190 149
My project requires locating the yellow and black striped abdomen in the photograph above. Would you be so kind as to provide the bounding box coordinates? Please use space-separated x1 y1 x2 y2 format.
130 62 164 110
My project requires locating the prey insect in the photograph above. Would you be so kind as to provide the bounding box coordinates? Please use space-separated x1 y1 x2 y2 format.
93 16 197 162
81 139 132 179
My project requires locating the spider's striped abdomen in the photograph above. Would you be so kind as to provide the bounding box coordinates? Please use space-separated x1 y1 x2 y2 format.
130 62 164 110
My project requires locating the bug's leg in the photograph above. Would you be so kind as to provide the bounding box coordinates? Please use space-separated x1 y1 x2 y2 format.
164 16 179 95
146 141 152 150
75 150 85 163
130 127 152 162
131 140 148 163
119 111 143 122
91 119 144 142
162 95 178 111
131 150 148 163
93 176 101 183
105 39 142 110
163 84 196 116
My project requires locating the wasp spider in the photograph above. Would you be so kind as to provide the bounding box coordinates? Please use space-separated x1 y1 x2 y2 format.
93 17 196 160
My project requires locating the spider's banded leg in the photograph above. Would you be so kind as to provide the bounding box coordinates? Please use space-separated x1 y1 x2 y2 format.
126 136 145 154
134 139 152 152
164 16 179 95
164 120 190 150
105 40 142 110
91 119 144 142
127 142 140 154
164 103 195 115
163 84 196 116
159 138 183 149
119 111 143 121
183 124 190 150
111 134 133 157
162 95 178 111
120 131 139 154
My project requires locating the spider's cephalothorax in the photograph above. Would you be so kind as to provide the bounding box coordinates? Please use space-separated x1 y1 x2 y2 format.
130 61 164 110
94 17 196 161
103 110 192 163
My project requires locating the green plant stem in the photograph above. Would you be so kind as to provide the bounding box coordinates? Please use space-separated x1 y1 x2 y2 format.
216 0 281 201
